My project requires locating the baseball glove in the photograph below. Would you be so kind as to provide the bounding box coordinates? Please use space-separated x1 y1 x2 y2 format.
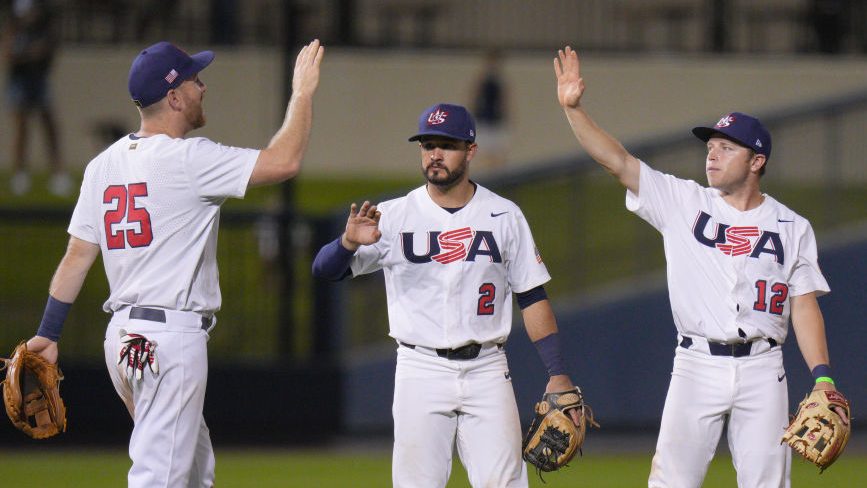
1 342 67 439
782 389 851 472
522 387 599 474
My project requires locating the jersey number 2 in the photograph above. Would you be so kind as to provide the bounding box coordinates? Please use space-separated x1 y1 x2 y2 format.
753 280 788 315
477 283 496 315
104 183 153 249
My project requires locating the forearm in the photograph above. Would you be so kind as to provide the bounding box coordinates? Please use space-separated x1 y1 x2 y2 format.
563 105 639 191
271 90 315 159
523 300 577 392
48 237 100 303
249 92 314 186
791 292 831 371
312 236 354 281
38 237 99 341
522 299 559 342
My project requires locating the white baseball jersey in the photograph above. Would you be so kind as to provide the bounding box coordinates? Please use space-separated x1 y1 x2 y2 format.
626 161 830 344
350 183 550 349
68 134 258 314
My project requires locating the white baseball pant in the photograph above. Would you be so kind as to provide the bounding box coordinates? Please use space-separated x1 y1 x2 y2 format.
392 344 528 488
649 342 791 488
104 307 215 488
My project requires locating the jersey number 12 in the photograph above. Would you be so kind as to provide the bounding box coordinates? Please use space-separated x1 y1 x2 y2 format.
753 279 789 316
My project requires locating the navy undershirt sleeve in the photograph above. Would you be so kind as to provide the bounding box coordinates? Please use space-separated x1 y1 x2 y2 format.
516 285 547 309
312 237 354 281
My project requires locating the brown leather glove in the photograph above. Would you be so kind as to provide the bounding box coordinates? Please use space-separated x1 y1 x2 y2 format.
1 342 67 439
782 389 850 472
522 387 599 474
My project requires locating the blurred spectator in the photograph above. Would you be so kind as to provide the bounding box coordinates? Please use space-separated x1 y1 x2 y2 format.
3 0 71 196
470 49 510 168
810 0 850 54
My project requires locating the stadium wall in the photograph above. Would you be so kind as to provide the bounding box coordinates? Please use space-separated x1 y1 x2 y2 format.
1 48 867 181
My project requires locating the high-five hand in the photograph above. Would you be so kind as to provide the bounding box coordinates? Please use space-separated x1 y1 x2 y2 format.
554 46 585 109
341 201 382 251
292 39 325 97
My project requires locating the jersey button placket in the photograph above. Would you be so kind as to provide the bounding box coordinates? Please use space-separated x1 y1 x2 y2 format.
442 248 462 346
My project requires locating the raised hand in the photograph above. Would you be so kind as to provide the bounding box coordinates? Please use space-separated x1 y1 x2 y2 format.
342 201 382 251
292 39 325 97
554 46 585 109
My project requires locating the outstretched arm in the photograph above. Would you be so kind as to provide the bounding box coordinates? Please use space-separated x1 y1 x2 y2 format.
249 39 325 187
554 46 640 193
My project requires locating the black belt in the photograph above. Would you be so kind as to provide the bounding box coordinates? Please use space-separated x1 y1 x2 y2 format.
399 341 501 360
129 306 212 330
679 336 778 357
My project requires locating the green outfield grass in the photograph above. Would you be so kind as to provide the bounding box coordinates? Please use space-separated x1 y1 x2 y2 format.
0 448 863 487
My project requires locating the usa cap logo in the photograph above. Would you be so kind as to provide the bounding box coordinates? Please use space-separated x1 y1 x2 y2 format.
408 103 476 143
715 115 735 128
427 108 448 125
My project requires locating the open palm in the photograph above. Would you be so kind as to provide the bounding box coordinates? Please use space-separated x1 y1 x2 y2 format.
344 201 382 247
554 46 585 109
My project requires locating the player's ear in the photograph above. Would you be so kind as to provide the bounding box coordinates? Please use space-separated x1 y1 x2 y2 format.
165 89 184 111
466 142 479 160
751 153 767 175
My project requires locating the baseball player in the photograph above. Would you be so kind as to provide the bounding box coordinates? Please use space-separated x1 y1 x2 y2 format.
553 46 848 487
24 39 324 487
312 103 586 488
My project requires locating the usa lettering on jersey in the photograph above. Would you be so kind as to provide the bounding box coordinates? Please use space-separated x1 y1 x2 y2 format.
401 227 502 264
692 211 785 264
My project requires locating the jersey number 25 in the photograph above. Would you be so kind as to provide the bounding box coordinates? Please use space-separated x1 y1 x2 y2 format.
104 183 153 249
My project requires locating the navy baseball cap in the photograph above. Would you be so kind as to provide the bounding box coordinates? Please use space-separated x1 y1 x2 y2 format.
408 103 476 143
692 112 772 160
128 41 214 108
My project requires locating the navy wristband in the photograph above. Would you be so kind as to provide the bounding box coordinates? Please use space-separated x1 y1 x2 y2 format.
811 364 832 380
533 332 568 377
36 296 72 342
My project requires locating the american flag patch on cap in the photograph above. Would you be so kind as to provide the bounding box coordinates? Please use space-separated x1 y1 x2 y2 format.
164 69 179 83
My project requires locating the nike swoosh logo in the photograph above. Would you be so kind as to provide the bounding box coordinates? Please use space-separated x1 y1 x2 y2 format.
491 211 508 217
778 373 786 382
777 219 794 223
